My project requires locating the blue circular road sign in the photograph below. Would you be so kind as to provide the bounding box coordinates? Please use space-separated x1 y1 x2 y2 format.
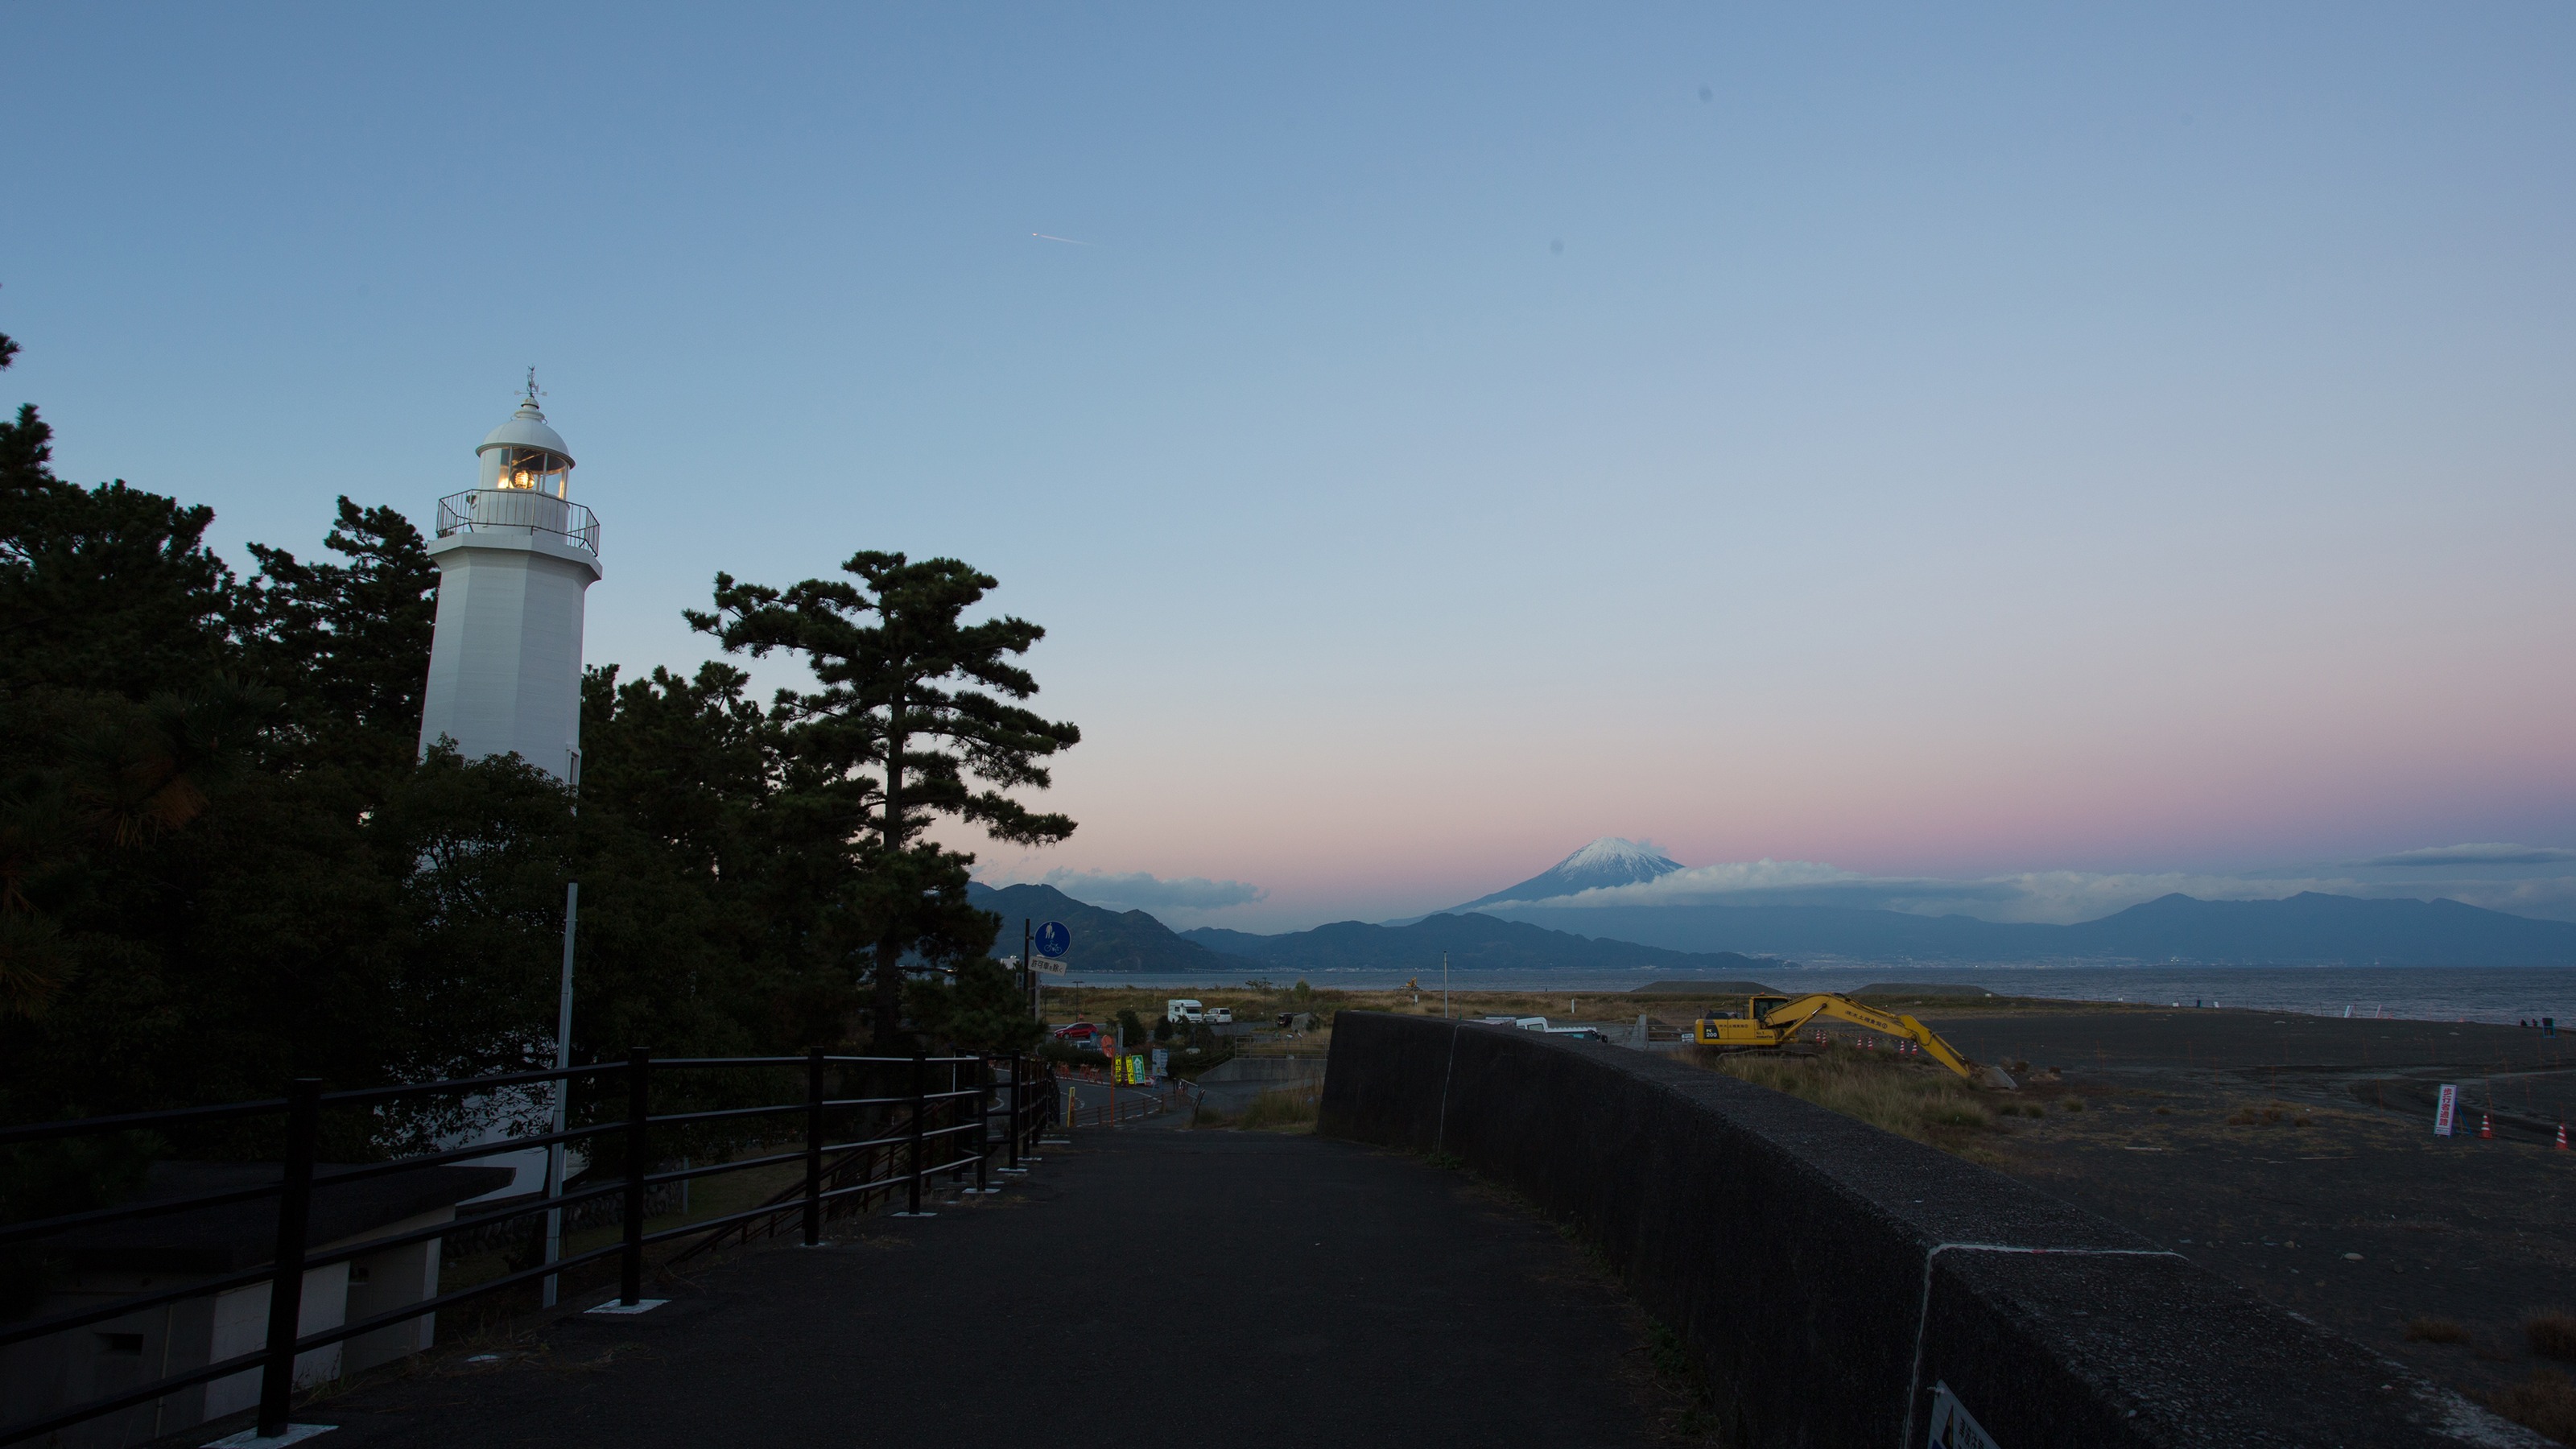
1034 921 1071 958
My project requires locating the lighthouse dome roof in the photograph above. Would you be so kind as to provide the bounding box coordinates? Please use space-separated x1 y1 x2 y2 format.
478 399 573 467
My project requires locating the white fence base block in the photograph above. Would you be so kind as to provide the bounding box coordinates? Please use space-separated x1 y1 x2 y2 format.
204 1425 340 1447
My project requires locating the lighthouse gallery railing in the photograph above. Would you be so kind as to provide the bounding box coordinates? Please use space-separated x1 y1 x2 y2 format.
436 489 601 555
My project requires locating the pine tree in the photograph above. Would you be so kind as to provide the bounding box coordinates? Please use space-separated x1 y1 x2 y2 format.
688 551 1080 1048
0 335 235 700
233 498 440 773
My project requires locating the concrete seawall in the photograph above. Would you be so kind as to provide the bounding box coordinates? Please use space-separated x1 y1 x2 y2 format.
1319 1012 2541 1448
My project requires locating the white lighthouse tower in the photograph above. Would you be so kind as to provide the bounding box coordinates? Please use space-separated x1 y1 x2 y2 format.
417 378 602 783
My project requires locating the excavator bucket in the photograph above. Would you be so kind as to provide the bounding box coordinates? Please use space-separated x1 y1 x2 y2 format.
1971 1062 2018 1091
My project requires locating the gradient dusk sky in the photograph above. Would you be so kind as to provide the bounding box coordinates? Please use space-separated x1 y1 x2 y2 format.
9 4 2573 931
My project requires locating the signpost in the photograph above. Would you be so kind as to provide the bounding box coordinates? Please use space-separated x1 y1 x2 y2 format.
2434 1083 2458 1137
1020 919 1071 1022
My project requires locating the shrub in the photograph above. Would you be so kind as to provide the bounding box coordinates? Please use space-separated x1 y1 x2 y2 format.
2060 1096 2085 1113
2489 1369 2576 1444
2406 1318 2472 1344
2153 1106 2174 1116
1034 1040 1108 1067
2529 1313 2576 1363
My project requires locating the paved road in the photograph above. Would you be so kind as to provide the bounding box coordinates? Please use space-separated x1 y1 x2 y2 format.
268 1127 1662 1448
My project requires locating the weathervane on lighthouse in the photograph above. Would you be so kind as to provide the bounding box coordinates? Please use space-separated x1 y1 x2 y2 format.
416 374 605 784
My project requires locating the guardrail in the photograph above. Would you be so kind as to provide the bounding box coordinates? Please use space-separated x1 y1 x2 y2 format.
0 1046 1055 1447
434 489 601 554
669 1051 1057 1264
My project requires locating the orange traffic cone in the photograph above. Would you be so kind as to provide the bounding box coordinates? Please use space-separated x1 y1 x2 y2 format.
2557 1123 2569 1151
2479 1114 2494 1139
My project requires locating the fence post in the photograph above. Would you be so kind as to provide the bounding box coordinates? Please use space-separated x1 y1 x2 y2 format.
621 1046 650 1305
256 1078 323 1439
972 1059 992 1193
803 1046 825 1246
948 1058 968 1187
1005 1053 1023 1172
905 1047 928 1216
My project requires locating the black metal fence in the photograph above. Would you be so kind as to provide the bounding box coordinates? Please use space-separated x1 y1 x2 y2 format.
0 1046 1059 1447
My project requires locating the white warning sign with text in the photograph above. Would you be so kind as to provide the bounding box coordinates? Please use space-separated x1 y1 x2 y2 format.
1926 1381 2002 1449
2434 1083 2458 1137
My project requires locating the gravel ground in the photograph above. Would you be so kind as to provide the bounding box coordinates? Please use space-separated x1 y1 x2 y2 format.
1922 1008 2576 1407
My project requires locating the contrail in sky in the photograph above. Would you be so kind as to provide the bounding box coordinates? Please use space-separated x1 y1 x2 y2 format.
1030 233 1092 246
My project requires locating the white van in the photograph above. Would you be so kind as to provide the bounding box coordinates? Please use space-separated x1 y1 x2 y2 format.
1207 1007 1232 1024
1166 999 1204 1024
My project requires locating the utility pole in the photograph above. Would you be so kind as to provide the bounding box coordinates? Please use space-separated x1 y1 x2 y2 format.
1443 951 1450 1018
541 881 577 1308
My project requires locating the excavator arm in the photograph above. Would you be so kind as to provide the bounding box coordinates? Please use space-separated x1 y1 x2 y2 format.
1695 993 2016 1088
1778 996 2017 1088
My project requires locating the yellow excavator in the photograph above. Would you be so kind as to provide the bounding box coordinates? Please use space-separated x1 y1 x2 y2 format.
1691 993 2017 1089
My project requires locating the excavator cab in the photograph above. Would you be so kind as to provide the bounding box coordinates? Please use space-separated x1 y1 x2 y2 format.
1749 995 1791 1023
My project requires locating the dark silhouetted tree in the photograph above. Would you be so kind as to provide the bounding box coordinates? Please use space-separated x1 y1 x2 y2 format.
688 551 1079 1048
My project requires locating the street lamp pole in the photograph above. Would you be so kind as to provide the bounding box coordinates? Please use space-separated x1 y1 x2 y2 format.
1443 951 1449 1019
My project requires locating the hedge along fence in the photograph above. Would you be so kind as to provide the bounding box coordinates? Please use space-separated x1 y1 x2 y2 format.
1319 1013 2541 1449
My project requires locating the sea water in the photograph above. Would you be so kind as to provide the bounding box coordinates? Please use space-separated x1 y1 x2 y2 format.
1057 964 2576 1026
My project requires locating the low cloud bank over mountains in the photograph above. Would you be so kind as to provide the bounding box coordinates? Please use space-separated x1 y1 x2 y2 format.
1455 840 2576 927
974 838 2576 971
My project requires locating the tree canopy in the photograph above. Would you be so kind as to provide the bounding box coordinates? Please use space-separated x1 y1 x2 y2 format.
0 327 1071 1133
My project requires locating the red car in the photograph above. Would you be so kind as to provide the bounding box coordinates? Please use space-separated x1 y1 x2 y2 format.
1052 1022 1108 1050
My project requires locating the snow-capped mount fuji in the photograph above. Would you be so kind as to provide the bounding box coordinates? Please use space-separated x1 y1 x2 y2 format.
1444 837 1685 913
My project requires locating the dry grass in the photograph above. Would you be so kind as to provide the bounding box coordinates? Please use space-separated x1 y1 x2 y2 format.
1685 1043 1996 1155
2406 1317 2473 1344
1233 1087 1319 1132
2490 1368 2576 1445
2529 1313 2576 1363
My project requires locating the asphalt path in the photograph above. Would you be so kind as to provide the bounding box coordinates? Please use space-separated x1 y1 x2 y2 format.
243 1125 1662 1448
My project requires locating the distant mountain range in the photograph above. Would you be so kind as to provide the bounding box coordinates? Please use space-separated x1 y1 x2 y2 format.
965 881 1792 976
977 849 2576 972
1179 913 1792 976
966 882 1233 973
1485 891 2576 967
1442 837 1682 914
